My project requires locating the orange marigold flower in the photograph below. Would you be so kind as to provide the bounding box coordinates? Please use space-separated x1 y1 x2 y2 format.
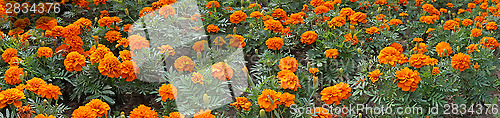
435 42 453 57
104 30 121 43
74 18 93 29
4 66 24 85
480 2 488 9
412 43 427 54
191 72 203 84
165 112 185 118
98 53 121 78
374 0 387 5
84 99 110 117
325 49 339 59
212 36 226 46
451 52 471 71
35 16 57 30
230 97 252 111
130 105 158 118
486 22 498 30
192 40 208 52
159 84 177 101
443 20 460 31
344 33 359 45
25 77 47 94
277 92 295 107
264 19 284 33
271 8 287 19
100 10 109 18
8 57 21 67
0 88 25 108
419 15 438 24
34 114 56 118
277 70 301 91
394 67 421 92
206 24 219 33
320 82 351 105
340 8 355 17
473 63 480 70
300 31 317 45
310 0 325 7
349 12 367 24
193 109 215 118
389 42 403 53
2 48 18 63
446 2 454 7
14 18 30 29
247 3 262 9
250 11 263 19
116 37 129 48
367 69 382 83
431 67 440 75
409 54 430 68
481 37 500 50
324 1 335 10
257 89 279 111
310 107 332 118
174 56 195 72
157 45 175 56
279 56 298 72
265 37 284 50
230 10 247 24
120 60 139 82
366 27 380 35
72 106 97 118
462 19 473 26
327 16 346 28
93 0 108 5
471 28 482 37
8 28 24 36
123 24 132 32
211 62 233 81
413 38 423 42
227 34 246 48
458 9 466 14
440 8 448 13
129 35 150 51
38 83 62 100
206 1 220 9
388 19 403 25
314 5 329 14
399 12 409 16
139 7 154 17
309 68 319 74
378 47 401 67
37 47 53 58
468 3 477 8
467 44 480 53
90 46 111 64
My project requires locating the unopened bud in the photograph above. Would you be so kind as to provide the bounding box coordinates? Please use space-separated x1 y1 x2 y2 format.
339 68 343 74
307 62 311 68
260 109 267 118
357 48 362 54
359 113 362 118
255 49 258 54
43 99 48 105
313 76 319 89
125 8 129 16
250 23 254 28
120 112 126 118
203 94 210 104
350 25 355 31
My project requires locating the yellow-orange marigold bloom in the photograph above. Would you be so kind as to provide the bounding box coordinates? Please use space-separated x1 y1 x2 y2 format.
310 107 332 118
344 33 359 45
431 67 440 75
314 5 329 14
0 88 25 108
277 70 301 91
227 34 246 48
120 60 139 82
129 35 150 51
4 66 24 85
443 20 460 31
388 19 403 25
8 57 21 67
324 1 335 10
2 48 18 63
84 99 110 117
206 1 220 9
279 56 298 72
38 83 62 100
378 47 401 67
72 106 97 118
164 112 185 118
230 11 247 24
230 97 252 111
374 0 387 5
409 54 430 68
389 42 403 53
139 7 154 17
277 92 295 107
462 19 473 26
14 18 30 29
35 16 57 30
300 31 317 45
25 77 47 94
320 82 351 105
481 37 500 50
264 19 284 33
250 11 263 19
458 9 466 14
213 36 226 46
340 8 355 17
191 72 203 84
257 89 279 111
394 67 421 92
104 30 121 43
413 38 423 42
328 16 346 28
426 58 438 66
159 84 177 101
440 8 448 13
98 53 121 78
349 12 367 24
399 12 409 16
325 49 339 59
309 68 319 74
367 69 382 83
471 28 482 37
34 114 56 118
37 47 53 58
467 44 480 53
419 15 438 24
486 22 498 30
366 27 380 35
206 24 219 33
8 28 24 36
157 45 175 56
265 37 284 50
473 63 480 70
271 8 287 18
193 109 215 118
451 53 471 71
90 46 111 64
130 105 158 118
174 56 195 72
412 43 428 54
247 3 262 9
64 52 86 72
192 40 208 52
93 0 108 5
310 0 325 7
435 42 453 56
211 62 233 81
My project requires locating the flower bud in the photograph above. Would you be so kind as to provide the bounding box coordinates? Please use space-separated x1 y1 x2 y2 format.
357 48 362 54
120 112 126 118
359 113 362 118
255 49 258 54
250 23 254 28
313 76 319 90
203 94 210 104
260 109 267 118
339 68 343 74
350 25 355 31
125 8 129 16
307 62 311 68
43 99 48 105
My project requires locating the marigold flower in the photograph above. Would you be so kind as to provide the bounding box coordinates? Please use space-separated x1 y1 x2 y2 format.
230 97 252 111
470 28 482 37
192 40 208 52
191 72 203 84
310 107 332 118
419 15 438 24
467 44 480 53
130 105 158 118
374 0 387 5
277 70 301 91
35 16 57 30
4 66 24 85
458 9 466 14
286 13 305 25
89 46 111 64
34 114 56 118
100 10 109 18
412 43 427 54
394 67 421 92
35 47 53 58
440 8 448 13
0 88 25 108
120 60 139 82
98 53 121 78
281 27 293 36
257 89 279 111
38 83 62 100
481 37 500 50
486 22 498 30
93 0 108 5
409 54 430 68
389 42 403 53
139 7 154 17
230 11 247 24
123 24 132 32
104 30 121 43
325 49 339 59
84 99 110 117
174 56 195 72
468 3 477 8
71 106 97 118
8 56 21 67
61 24 82 38
328 16 346 28
431 67 440 75
413 38 423 42
8 28 23 36
165 112 185 118
378 47 402 67
308 68 319 74
388 19 403 25
2 48 18 63
129 35 150 51
211 62 233 81
205 24 219 33
349 12 367 24
264 19 284 33
435 42 453 56
227 34 246 48
340 8 355 17
14 18 30 29
323 1 335 10
193 109 215 118
271 8 287 19
367 69 382 83
25 77 47 94
247 3 262 9
426 57 438 66
443 20 459 31
462 19 473 26
344 33 359 45
213 36 226 46
159 84 177 101
277 92 295 107
300 31 317 45
157 45 175 56
473 63 480 70
366 27 380 35
206 1 220 9
451 53 471 71
399 12 409 16
250 11 263 19
314 5 329 14
265 37 284 50
278 56 298 72
320 82 351 105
